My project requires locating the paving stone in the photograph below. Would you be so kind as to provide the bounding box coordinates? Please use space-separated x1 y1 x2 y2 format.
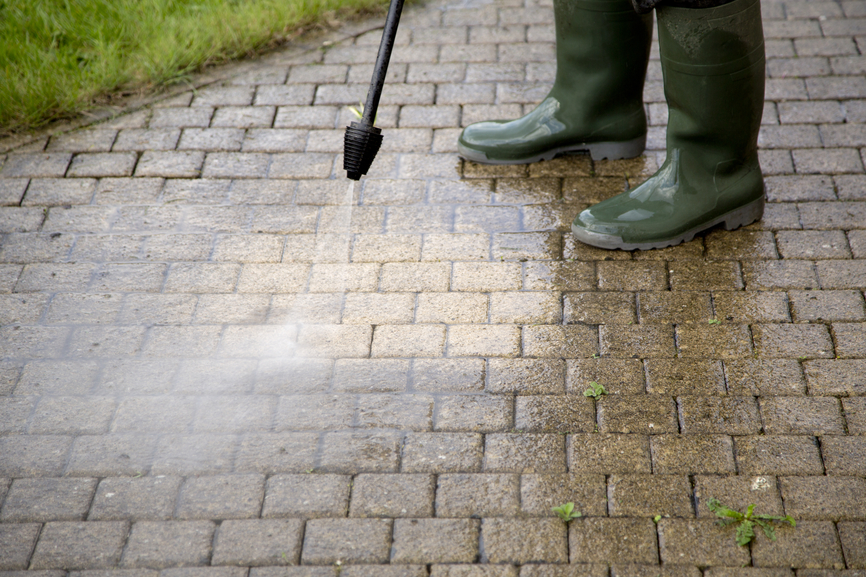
416 292 487 324
48 129 118 152
275 394 353 431
0 179 28 206
0 154 71 178
1 478 97 522
765 175 835 202
212 519 303 566
429 567 517 577
482 518 567 564
566 359 645 395
487 359 565 395
356 393 433 431
88 477 183 521
568 433 652 474
401 432 483 473
780 476 866 520
120 521 214 568
158 567 246 577
651 435 736 474
657 518 749 566
597 395 678 435
569 518 658 564
596 262 667 291
175 359 259 395
372 325 445 357
349 474 434 518
435 396 513 433
391 519 480 564
249 567 336 577
724 359 807 396
151 435 236 476
753 324 836 359
234 431 318 474
761 397 845 435
600 324 676 359
523 325 598 359
669 261 743 291
713 291 791 323
31 522 129 570
515 395 595 433
411 359 484 393
735 436 824 475
637 291 711 324
843 397 866 435
318 432 401 473
176 474 264 520
693 474 785 519
610 567 700 577
67 434 157 477
0 435 73 477
519 473 606 518
0 523 41 570
743 260 820 290
678 396 762 435
817 260 866 289
834 322 866 358
820 436 866 475
838 521 866 569
607 474 692 518
331 359 408 393
751 521 845 569
30 396 115 435
790 290 866 322
339 568 425 577
645 359 726 395
435 473 519 517
301 518 392 564
564 292 636 325
22 177 96 205
677 324 754 359
0 397 34 433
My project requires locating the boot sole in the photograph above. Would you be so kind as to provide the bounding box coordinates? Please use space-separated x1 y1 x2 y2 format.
458 135 646 165
571 196 765 251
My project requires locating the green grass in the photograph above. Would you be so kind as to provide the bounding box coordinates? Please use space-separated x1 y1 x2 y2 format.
0 0 390 134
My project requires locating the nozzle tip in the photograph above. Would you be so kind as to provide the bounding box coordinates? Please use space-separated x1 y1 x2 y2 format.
343 122 382 181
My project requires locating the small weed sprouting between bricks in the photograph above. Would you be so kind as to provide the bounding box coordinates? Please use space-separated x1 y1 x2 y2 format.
583 381 606 400
552 502 582 523
707 498 796 547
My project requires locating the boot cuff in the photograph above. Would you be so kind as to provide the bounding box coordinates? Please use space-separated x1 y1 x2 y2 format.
631 0 737 13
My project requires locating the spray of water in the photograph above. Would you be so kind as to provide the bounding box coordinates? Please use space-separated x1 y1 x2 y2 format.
251 179 356 390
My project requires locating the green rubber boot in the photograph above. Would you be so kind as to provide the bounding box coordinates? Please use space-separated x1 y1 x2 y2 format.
571 0 766 250
458 0 653 164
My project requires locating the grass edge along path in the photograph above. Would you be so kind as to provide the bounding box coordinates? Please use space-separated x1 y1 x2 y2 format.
0 0 393 134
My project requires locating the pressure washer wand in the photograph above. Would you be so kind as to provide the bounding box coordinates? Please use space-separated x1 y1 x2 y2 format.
343 0 405 180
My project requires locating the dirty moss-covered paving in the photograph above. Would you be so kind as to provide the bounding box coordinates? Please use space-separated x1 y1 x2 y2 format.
1 0 865 573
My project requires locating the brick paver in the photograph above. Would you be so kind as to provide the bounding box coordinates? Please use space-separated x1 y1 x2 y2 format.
1 0 865 571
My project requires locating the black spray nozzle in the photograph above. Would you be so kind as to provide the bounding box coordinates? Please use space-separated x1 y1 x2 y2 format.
344 121 382 181
343 0 405 180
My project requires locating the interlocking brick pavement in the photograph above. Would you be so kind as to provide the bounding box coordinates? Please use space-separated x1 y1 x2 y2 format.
1 0 866 572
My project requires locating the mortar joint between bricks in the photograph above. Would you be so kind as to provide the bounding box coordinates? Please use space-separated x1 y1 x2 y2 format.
814 434 830 476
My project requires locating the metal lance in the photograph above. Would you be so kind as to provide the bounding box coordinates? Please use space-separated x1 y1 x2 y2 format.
343 0 405 180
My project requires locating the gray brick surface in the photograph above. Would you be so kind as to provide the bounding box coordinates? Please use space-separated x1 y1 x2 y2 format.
301 519 392 564
212 519 304 566
31 522 129 570
120 521 214 568
1 0 865 570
